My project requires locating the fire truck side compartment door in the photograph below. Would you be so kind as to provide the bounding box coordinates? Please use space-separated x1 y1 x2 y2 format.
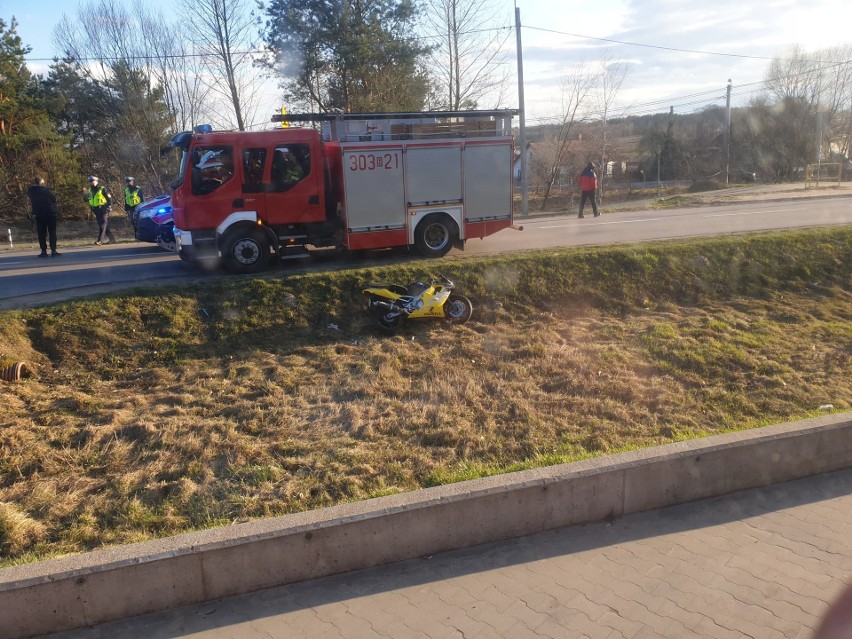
463 141 513 221
405 145 462 206
342 145 406 231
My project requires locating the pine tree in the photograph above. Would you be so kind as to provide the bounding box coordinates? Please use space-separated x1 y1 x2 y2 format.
0 19 81 220
260 0 432 112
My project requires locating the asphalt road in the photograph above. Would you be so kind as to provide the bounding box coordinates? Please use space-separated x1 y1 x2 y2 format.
2 196 850 310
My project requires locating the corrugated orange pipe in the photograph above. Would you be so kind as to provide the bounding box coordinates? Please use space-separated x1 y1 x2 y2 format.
0 362 31 382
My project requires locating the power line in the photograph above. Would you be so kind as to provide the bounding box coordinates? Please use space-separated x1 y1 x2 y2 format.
628 87 727 110
23 18 852 125
521 25 844 64
24 50 261 63
24 21 851 68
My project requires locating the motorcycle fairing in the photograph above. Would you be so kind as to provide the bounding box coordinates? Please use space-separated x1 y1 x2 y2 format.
362 283 453 319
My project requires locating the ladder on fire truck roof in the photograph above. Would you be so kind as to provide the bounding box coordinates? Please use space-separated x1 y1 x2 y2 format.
270 109 517 143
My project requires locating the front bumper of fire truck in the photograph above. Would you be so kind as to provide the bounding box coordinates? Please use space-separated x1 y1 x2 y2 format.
174 227 219 263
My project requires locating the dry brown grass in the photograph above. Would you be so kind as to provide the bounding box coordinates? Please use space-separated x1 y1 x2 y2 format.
0 229 850 565
3 214 137 250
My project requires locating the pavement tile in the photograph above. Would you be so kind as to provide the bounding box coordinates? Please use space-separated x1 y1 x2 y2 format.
433 582 481 609
465 601 527 635
342 598 418 637
583 560 693 634
725 553 840 602
311 603 382 636
596 609 646 638
568 572 643 624
493 623 545 639
433 606 492 637
511 578 563 616
442 609 495 639
475 582 518 610
214 606 340 638
758 512 852 561
500 597 551 629
689 544 837 614
549 607 605 637
524 575 590 615
533 617 587 639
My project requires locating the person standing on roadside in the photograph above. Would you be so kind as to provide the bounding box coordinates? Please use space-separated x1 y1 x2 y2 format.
123 176 143 230
27 176 61 257
83 175 115 245
577 162 600 218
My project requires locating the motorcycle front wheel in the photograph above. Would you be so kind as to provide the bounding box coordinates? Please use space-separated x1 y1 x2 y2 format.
444 294 473 324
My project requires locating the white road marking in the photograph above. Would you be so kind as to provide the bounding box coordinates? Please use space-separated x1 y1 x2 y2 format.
540 208 795 228
539 216 670 228
96 252 175 260
595 217 670 225
701 209 786 218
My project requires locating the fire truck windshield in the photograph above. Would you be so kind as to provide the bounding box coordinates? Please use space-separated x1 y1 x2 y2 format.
170 149 189 191
191 145 234 195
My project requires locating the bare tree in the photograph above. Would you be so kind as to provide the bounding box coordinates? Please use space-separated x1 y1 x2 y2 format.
421 0 512 110
53 2 175 191
762 45 852 171
814 46 852 162
138 11 210 135
592 52 629 202
537 62 596 210
179 0 267 130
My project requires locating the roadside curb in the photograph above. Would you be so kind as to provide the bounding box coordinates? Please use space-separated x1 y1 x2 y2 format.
1 412 851 638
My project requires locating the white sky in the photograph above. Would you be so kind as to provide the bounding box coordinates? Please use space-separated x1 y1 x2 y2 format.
3 0 851 128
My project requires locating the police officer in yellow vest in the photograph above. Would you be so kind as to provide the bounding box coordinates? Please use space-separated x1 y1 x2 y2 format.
124 176 144 229
83 175 115 245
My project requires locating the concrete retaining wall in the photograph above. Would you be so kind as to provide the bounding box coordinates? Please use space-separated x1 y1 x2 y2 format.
2 412 851 638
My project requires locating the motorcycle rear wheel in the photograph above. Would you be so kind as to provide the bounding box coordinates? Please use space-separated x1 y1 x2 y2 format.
444 294 473 324
369 298 404 332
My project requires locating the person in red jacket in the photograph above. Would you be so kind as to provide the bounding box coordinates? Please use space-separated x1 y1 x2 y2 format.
577 162 599 218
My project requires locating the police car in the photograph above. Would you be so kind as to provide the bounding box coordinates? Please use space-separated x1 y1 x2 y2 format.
134 195 175 251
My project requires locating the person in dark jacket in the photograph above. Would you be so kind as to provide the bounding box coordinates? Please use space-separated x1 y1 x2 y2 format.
26 176 61 257
577 162 599 218
83 175 115 245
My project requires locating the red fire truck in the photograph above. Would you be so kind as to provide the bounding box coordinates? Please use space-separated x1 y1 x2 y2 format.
168 110 518 273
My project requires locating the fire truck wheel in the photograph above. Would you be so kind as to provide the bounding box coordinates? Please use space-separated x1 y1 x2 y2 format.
222 227 270 273
414 214 456 258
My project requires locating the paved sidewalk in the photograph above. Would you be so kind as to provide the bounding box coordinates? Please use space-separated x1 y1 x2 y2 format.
44 468 852 638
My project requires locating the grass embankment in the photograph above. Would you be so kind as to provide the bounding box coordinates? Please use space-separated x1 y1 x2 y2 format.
1 228 850 566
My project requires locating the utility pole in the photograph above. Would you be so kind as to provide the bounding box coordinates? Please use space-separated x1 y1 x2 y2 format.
816 110 824 186
656 146 661 199
515 6 528 217
724 79 732 185
600 71 607 205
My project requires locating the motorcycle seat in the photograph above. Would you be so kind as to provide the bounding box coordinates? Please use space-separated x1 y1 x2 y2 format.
406 282 430 296
366 284 408 295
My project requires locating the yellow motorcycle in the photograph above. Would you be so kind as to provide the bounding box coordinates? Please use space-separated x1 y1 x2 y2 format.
363 275 473 331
